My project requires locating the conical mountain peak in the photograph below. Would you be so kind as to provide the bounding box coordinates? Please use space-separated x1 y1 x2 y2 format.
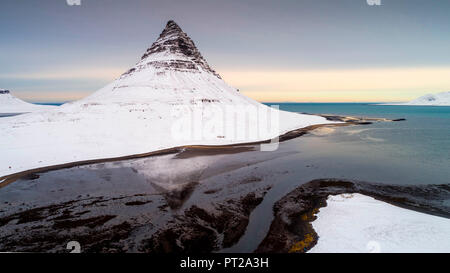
135 20 221 79
142 20 195 58
162 20 183 36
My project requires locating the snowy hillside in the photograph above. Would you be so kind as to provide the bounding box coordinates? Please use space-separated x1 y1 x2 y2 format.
0 89 56 113
404 91 450 106
0 21 332 178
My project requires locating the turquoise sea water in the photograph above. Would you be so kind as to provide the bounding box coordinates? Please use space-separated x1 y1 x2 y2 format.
265 103 450 185
269 102 450 119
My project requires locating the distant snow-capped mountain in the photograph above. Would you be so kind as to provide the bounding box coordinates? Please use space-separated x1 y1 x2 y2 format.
0 89 56 113
403 91 450 106
380 91 450 106
0 21 332 178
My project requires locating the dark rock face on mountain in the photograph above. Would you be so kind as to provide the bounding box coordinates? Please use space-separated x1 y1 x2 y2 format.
122 20 221 79
0 90 10 95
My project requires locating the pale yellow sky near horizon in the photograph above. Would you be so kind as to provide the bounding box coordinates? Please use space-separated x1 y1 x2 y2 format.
9 66 450 103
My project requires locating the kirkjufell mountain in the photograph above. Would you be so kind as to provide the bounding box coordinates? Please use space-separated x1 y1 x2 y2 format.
0 89 56 113
0 21 330 178
81 20 257 106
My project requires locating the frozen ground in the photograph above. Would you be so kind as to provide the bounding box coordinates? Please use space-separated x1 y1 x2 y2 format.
310 193 450 253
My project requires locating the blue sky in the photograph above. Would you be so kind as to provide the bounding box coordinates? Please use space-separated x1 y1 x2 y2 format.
1 0 450 102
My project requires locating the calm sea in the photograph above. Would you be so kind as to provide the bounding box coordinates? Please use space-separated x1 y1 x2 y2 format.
265 103 450 185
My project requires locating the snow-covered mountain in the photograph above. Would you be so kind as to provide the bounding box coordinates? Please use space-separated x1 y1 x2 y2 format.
380 91 450 106
0 89 56 113
403 91 450 106
81 20 261 111
0 21 331 178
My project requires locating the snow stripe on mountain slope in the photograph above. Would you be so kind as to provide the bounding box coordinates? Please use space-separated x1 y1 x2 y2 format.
0 21 331 178
0 89 57 114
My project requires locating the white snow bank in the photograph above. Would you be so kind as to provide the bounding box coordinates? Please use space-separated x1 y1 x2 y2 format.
309 193 450 253
0 89 57 114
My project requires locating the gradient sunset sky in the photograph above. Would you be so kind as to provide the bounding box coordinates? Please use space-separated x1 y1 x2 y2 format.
1 0 450 102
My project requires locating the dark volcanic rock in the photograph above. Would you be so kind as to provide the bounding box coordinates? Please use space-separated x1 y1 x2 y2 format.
0 195 149 252
126 20 221 79
140 188 270 253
